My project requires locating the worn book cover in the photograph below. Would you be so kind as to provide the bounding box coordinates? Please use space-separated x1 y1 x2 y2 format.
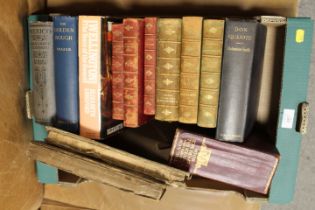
144 17 158 115
179 16 203 124
216 19 267 142
169 129 279 194
29 20 56 125
197 19 225 128
123 18 147 127
155 18 182 121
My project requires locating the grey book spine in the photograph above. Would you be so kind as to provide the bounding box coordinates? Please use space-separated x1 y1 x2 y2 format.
29 22 56 124
216 19 266 142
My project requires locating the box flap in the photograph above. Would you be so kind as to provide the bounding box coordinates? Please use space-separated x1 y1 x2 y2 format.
46 0 298 17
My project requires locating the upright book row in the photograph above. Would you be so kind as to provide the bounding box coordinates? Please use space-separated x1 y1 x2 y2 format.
28 15 266 142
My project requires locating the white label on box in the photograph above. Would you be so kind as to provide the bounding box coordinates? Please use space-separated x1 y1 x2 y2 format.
281 109 295 129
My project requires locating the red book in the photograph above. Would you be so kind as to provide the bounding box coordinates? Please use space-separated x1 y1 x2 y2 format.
143 17 157 115
111 23 124 120
123 18 146 127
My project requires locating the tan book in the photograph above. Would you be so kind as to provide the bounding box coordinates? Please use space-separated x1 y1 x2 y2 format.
179 17 203 124
155 18 182 121
197 19 225 128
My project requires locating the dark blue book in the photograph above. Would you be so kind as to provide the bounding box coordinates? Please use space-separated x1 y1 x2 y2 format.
53 16 79 133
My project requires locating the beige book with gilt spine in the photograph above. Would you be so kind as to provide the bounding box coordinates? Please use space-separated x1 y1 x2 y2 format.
155 18 182 121
179 16 203 124
197 19 225 128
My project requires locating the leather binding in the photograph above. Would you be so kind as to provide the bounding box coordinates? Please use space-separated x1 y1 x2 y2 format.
197 19 225 128
170 129 279 194
112 23 125 120
216 19 267 142
29 21 56 125
144 17 158 115
123 18 146 127
155 18 182 121
53 16 79 133
179 17 203 124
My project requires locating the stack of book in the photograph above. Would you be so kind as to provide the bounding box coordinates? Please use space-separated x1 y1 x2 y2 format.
28 14 279 194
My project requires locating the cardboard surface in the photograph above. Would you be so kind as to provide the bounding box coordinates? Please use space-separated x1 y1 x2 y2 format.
45 181 261 210
0 0 45 209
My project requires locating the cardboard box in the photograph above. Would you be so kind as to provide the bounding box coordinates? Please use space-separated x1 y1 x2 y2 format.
0 0 313 209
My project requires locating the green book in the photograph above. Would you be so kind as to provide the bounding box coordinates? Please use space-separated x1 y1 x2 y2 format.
269 17 314 204
28 14 58 184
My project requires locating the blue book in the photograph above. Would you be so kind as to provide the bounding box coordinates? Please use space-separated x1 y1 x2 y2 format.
53 16 79 133
28 14 58 184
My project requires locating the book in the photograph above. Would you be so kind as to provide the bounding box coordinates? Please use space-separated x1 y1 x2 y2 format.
28 15 58 184
111 23 125 120
155 18 182 121
144 17 158 115
268 17 314 204
216 19 267 142
197 19 225 128
53 16 79 133
169 129 279 194
29 20 56 125
123 18 146 127
179 17 203 124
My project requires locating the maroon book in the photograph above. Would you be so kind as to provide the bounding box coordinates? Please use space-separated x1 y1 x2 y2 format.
143 17 157 115
112 23 124 120
123 18 146 127
169 129 279 194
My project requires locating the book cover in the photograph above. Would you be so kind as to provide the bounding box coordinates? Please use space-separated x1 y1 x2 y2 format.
169 129 279 194
53 16 79 133
144 17 158 115
28 14 58 184
111 23 124 120
179 16 203 124
123 18 146 127
155 18 182 121
79 16 123 139
29 20 56 125
197 19 225 128
216 19 267 142
269 17 314 204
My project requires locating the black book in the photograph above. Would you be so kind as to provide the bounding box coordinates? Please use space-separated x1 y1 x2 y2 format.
216 19 267 142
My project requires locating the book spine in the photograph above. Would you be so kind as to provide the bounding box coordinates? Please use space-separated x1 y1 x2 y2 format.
123 18 146 127
197 19 225 128
170 129 279 194
216 20 266 142
155 18 182 121
53 16 79 133
29 21 56 125
179 17 203 124
111 23 125 120
144 17 158 115
79 16 103 139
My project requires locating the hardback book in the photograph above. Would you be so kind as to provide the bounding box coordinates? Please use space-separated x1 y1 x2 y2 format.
111 23 124 120
216 19 267 142
179 17 203 124
169 129 279 194
143 17 158 115
53 16 79 133
29 20 56 125
155 18 182 121
79 16 123 139
197 19 225 128
123 18 146 127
